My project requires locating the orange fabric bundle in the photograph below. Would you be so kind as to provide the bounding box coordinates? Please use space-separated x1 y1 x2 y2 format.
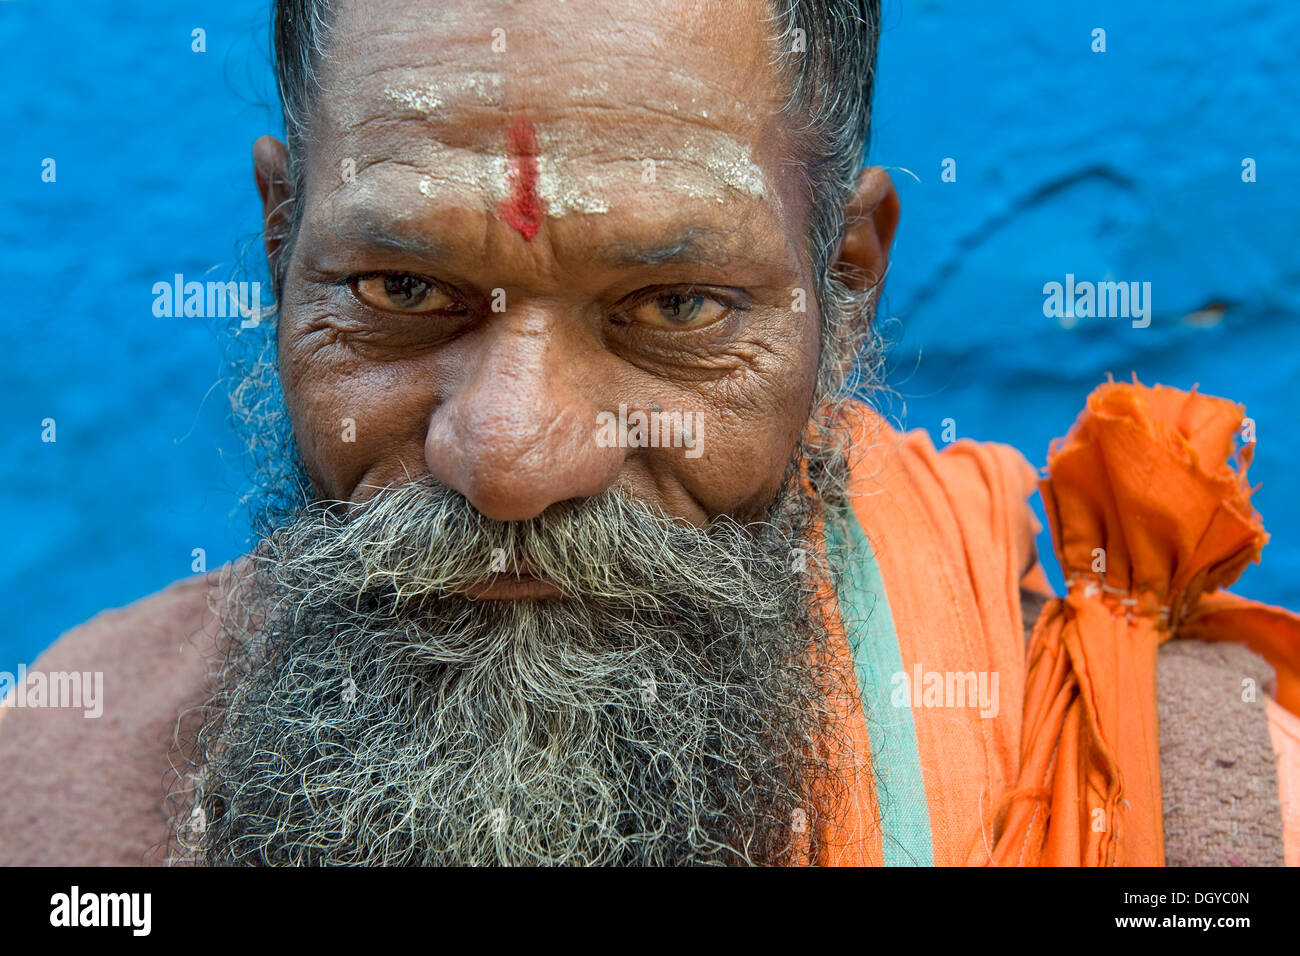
980 379 1300 866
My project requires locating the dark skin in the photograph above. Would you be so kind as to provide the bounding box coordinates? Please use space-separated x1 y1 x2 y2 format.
254 0 899 596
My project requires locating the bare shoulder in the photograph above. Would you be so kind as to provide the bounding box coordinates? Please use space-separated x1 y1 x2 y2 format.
0 567 230 865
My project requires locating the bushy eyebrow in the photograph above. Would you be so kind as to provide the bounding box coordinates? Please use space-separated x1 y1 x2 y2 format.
598 227 752 268
327 214 456 262
325 214 773 271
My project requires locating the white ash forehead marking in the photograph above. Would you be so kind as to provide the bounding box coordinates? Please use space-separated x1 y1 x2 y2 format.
380 77 769 218
383 72 504 115
537 161 610 215
406 144 610 218
532 126 768 205
384 87 442 113
400 140 509 206
567 82 611 102
417 152 510 206
683 135 768 198
406 143 767 216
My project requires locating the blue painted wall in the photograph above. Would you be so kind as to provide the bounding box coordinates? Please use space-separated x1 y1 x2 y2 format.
869 1 1300 601
2 0 1296 672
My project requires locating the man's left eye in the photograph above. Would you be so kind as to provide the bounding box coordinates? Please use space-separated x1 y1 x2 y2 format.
627 291 730 330
351 274 459 314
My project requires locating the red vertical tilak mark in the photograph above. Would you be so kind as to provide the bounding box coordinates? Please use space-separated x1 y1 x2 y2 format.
497 112 546 241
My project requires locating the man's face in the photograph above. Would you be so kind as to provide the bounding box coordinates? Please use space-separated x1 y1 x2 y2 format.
184 0 895 866
275 0 821 540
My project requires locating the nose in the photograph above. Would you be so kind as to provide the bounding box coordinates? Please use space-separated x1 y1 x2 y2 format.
424 313 626 522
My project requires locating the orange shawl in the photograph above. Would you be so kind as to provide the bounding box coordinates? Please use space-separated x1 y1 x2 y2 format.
816 379 1300 866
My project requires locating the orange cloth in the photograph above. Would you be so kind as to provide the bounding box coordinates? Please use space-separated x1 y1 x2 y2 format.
814 380 1300 866
814 405 1041 865
978 380 1300 866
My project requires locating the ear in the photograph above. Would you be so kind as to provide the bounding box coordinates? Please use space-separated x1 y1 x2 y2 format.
834 166 900 299
253 135 293 275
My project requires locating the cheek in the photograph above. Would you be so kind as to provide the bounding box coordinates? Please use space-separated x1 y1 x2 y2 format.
279 326 434 501
672 318 821 519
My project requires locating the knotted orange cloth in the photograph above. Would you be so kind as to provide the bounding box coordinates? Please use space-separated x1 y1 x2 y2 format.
977 379 1300 866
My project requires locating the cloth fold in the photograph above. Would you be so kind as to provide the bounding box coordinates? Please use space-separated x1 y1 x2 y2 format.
978 379 1300 866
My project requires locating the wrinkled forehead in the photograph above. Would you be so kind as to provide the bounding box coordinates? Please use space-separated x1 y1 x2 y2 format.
308 0 796 219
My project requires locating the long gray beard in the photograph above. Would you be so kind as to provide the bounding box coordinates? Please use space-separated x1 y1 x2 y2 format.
172 472 848 866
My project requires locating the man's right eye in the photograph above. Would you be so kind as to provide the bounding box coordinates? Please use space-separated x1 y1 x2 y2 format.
350 274 462 315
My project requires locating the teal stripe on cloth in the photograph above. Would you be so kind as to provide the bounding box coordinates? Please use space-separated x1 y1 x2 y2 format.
825 507 934 866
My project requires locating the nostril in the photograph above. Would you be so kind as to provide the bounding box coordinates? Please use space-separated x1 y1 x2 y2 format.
424 389 628 522
429 443 626 523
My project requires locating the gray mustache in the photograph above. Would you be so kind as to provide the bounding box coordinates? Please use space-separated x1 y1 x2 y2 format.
258 477 804 616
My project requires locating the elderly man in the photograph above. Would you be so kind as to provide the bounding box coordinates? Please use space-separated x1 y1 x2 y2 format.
1 0 1297 867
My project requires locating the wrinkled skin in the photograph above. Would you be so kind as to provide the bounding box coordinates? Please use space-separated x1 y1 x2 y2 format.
254 0 899 545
